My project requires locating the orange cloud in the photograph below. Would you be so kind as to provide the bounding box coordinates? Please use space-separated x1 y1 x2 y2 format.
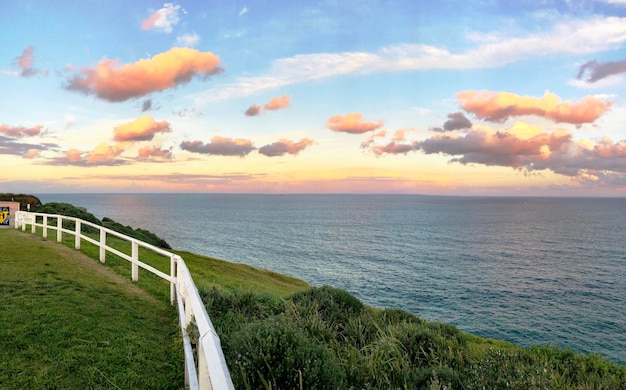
138 145 172 160
258 138 315 157
85 142 126 164
180 136 255 157
456 90 611 124
263 95 290 111
65 47 222 102
113 116 171 142
327 113 384 134
0 124 43 138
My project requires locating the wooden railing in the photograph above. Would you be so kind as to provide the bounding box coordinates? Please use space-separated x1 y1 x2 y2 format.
15 211 234 390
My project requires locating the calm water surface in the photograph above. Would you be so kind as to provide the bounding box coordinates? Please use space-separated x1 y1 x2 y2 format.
39 194 626 364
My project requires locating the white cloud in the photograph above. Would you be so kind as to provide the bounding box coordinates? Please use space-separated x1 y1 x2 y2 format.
177 33 200 47
239 7 248 16
192 16 626 105
142 3 181 33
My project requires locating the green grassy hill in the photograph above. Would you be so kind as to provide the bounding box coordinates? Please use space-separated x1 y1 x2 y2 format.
0 228 182 389
3 221 625 389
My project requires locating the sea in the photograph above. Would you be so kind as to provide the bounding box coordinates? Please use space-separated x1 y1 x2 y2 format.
38 193 626 365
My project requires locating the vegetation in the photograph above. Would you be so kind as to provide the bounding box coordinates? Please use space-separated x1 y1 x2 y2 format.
37 202 171 249
0 229 182 389
0 193 42 210
202 285 626 389
5 197 626 389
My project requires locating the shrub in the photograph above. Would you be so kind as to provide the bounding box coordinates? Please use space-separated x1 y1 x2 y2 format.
225 315 345 389
289 286 364 330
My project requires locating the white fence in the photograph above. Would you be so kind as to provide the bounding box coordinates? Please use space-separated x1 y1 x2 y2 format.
15 211 234 390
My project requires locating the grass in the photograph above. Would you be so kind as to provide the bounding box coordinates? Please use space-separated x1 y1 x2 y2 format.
5 219 626 389
0 228 183 389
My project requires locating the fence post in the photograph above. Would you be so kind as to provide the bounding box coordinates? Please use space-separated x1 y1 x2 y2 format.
31 215 36 234
170 255 177 305
75 220 81 249
57 217 62 242
43 215 48 238
132 240 139 281
99 229 106 263
197 340 210 390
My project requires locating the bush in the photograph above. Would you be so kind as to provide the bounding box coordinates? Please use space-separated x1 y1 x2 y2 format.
225 316 345 389
101 218 171 249
289 286 364 330
0 193 42 211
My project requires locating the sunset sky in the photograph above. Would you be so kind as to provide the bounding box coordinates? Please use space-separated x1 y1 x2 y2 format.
2 0 625 195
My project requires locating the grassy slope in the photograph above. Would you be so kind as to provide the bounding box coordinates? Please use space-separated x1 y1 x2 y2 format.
4 224 625 389
0 229 183 389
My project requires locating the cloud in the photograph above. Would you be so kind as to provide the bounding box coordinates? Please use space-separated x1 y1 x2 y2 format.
443 112 473 131
245 104 261 116
173 107 203 117
0 135 50 156
0 124 43 138
258 138 315 157
239 7 248 16
113 116 171 142
49 142 129 166
142 99 153 112
371 142 414 156
245 96 291 116
456 90 611 124
141 3 181 33
193 16 626 104
263 95 290 110
15 46 46 77
137 145 172 160
177 33 200 47
577 59 626 83
409 122 626 177
64 47 222 102
180 136 255 156
85 142 126 165
327 113 384 134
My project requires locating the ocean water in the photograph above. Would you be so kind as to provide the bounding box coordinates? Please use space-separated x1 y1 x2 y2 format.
39 194 626 364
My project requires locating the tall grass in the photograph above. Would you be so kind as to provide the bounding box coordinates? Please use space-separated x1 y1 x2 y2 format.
200 285 626 389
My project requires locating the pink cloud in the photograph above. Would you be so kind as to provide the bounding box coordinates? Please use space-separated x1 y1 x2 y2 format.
113 116 171 142
66 149 83 162
137 145 172 160
263 95 290 111
245 104 261 116
410 123 626 177
258 138 315 157
327 113 384 134
371 142 414 156
0 124 43 138
65 47 222 102
23 149 40 159
180 136 255 157
456 90 611 124
141 3 181 33
15 46 46 77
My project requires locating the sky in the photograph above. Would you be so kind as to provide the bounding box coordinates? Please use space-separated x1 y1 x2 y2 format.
1 0 626 196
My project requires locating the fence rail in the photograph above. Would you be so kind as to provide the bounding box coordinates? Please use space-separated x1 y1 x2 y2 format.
15 211 234 390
